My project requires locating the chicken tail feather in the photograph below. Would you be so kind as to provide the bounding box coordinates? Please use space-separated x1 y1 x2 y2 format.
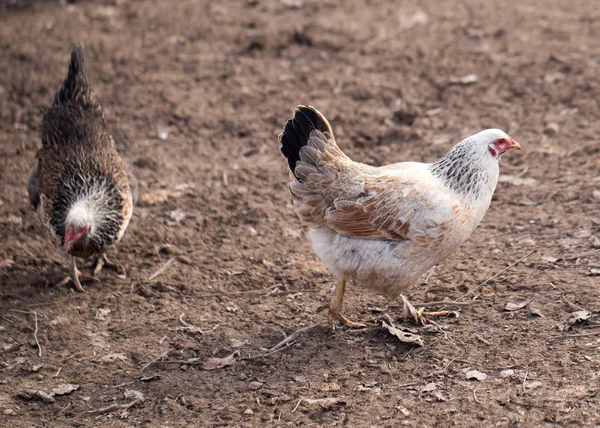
53 44 103 117
279 105 336 180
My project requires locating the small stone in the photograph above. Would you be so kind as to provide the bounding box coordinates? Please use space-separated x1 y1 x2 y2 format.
248 381 263 391
52 383 80 396
95 308 111 320
544 123 559 136
499 369 515 378
542 255 559 263
396 406 410 416
593 190 600 200
281 0 303 8
3 409 16 416
524 381 543 390
465 370 487 381
519 238 536 247
31 365 43 372
247 226 258 237
243 408 254 415
37 375 44 381
450 74 478 85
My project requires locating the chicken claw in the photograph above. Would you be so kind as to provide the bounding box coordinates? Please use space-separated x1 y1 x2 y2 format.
91 254 126 278
327 278 366 329
56 256 99 292
399 294 457 326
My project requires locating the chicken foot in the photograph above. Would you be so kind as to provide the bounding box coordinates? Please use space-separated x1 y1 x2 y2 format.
399 294 457 326
56 256 99 292
327 278 366 329
91 254 126 278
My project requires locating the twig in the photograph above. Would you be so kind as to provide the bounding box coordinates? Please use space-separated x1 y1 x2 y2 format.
86 399 143 415
0 343 21 355
549 331 600 339
292 399 302 413
140 350 171 371
389 381 420 389
195 287 320 298
565 249 600 261
178 313 203 334
148 258 175 281
473 388 481 404
364 12 427 48
58 402 72 415
458 250 537 301
522 372 528 394
33 311 42 357
268 325 319 353
415 299 479 308
562 296 585 312
426 358 457 378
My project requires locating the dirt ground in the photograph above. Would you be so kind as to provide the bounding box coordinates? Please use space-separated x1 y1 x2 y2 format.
0 0 599 426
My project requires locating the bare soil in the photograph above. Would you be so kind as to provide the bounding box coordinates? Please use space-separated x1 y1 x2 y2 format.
1 0 599 426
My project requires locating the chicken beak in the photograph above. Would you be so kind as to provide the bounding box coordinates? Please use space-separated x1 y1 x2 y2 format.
510 139 521 150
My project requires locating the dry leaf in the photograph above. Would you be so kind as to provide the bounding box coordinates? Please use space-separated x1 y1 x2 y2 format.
202 350 240 371
524 381 543 390
301 397 346 408
124 389 145 401
420 382 438 392
465 370 487 381
529 306 545 317
505 299 531 311
18 390 55 403
569 310 591 325
51 384 79 396
381 321 424 347
99 352 128 363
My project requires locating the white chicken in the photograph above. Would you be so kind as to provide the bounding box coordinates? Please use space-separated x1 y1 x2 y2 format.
279 105 521 327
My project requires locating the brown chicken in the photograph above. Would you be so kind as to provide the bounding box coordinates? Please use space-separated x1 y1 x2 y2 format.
28 45 134 291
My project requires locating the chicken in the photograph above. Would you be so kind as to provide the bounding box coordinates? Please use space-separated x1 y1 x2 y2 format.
279 105 521 327
28 45 134 292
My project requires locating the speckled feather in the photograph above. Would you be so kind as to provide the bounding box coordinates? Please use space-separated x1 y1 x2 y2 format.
29 45 133 259
279 106 502 297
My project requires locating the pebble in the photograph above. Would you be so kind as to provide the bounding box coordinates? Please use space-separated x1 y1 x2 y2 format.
243 408 254 415
519 238 536 247
465 370 488 381
544 122 559 136
248 381 263 391
499 369 515 378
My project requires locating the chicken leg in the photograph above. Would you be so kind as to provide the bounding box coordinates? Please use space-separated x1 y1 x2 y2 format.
328 278 366 329
91 254 126 278
399 294 456 326
56 256 99 292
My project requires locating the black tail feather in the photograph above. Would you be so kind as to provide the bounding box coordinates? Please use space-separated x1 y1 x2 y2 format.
53 44 90 106
279 105 333 177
